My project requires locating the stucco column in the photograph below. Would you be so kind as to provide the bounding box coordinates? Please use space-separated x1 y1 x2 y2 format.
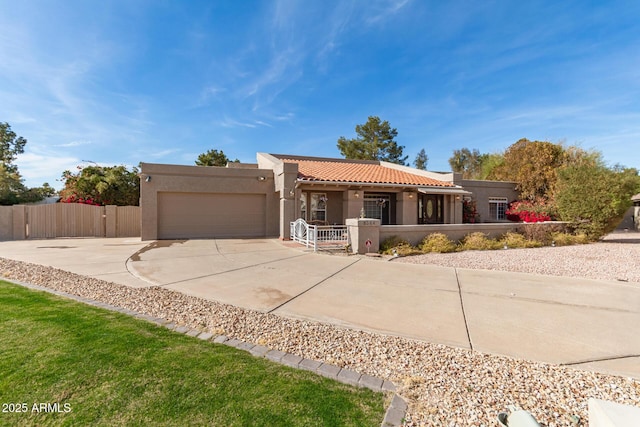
445 195 463 224
343 190 364 221
346 218 381 254
397 191 418 225
280 197 296 239
453 195 463 224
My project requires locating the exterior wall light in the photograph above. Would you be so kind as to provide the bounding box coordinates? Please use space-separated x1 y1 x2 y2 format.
354 192 359 198
145 176 151 182
258 176 266 181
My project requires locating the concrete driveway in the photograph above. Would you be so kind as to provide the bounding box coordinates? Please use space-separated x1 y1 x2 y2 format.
1 237 639 380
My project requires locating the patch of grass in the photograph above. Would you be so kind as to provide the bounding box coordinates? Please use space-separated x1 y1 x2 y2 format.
0 281 385 427
457 232 502 251
419 233 457 253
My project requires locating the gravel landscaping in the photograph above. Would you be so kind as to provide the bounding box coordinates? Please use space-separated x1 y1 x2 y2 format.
393 231 640 284
1 233 639 426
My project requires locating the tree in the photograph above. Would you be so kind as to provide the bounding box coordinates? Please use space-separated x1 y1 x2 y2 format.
0 122 52 205
488 139 568 201
555 159 640 239
478 153 504 180
0 164 27 205
59 165 140 206
448 148 484 179
337 116 408 165
413 149 428 170
195 149 238 167
0 122 26 166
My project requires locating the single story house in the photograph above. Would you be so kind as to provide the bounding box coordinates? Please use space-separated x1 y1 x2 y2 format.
140 153 518 240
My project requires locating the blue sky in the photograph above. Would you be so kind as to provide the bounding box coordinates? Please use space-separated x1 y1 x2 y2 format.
1 1 639 189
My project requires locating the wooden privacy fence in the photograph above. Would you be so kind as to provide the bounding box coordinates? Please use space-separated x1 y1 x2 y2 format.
0 204 140 240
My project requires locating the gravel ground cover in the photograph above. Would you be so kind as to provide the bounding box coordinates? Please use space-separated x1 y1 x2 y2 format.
393 231 640 283
1 234 639 426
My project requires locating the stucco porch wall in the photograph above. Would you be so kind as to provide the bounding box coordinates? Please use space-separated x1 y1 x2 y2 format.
380 222 567 245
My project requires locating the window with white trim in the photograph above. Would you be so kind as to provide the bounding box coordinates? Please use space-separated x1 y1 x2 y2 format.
489 197 508 221
363 194 390 223
310 193 327 222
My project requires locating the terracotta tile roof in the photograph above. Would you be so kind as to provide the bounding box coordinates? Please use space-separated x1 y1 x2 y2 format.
281 158 455 187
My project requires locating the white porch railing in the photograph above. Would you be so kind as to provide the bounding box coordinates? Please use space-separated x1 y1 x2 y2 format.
290 219 349 252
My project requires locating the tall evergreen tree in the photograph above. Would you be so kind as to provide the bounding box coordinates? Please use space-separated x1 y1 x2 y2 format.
413 148 428 170
337 116 408 165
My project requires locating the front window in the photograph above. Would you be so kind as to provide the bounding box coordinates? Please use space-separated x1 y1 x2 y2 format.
363 194 390 223
310 193 327 222
489 197 508 221
300 192 307 220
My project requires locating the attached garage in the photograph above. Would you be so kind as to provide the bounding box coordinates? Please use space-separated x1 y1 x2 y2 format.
157 192 266 239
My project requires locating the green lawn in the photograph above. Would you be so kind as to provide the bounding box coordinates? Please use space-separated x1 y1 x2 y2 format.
0 281 385 426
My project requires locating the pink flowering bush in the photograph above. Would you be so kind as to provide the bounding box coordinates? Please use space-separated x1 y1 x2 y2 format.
506 200 554 223
59 194 102 206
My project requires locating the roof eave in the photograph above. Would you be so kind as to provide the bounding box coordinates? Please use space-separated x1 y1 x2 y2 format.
296 179 455 189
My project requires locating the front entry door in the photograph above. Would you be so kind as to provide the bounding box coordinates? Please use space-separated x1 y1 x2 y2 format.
419 194 444 224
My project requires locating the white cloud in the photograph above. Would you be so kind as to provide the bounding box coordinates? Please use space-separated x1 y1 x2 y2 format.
55 140 93 148
215 116 273 129
364 0 412 25
15 151 80 189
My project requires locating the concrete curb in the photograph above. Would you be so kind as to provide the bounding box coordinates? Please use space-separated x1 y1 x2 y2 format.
3 277 408 427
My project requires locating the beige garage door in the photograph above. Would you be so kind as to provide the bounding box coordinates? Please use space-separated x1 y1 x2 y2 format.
158 192 266 239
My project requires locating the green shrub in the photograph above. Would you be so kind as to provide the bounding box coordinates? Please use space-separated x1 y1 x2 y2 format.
458 232 502 251
379 236 421 256
555 160 640 239
419 233 457 253
551 232 591 246
499 232 542 249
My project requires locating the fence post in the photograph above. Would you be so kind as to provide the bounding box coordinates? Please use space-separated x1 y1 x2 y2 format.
105 205 117 238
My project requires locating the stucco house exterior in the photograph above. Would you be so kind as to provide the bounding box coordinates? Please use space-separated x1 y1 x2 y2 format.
140 153 518 241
